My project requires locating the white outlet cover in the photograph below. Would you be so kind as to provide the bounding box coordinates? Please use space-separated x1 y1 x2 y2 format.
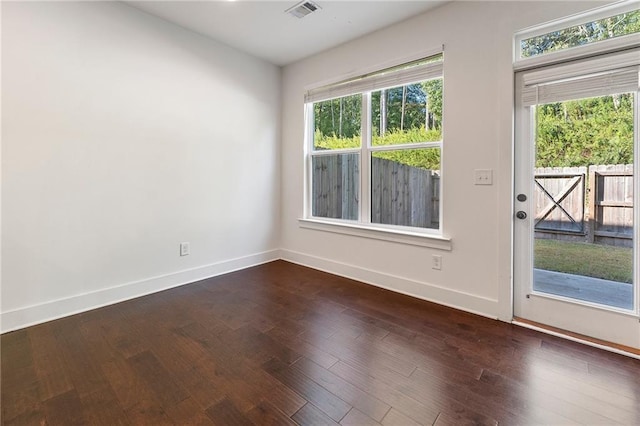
432 254 442 270
474 169 493 185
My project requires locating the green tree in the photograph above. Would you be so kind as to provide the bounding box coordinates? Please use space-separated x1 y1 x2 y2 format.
314 79 444 169
313 94 361 147
422 79 442 131
372 83 428 137
522 9 640 57
535 94 634 167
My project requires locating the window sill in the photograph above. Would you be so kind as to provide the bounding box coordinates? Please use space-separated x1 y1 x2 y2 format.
298 218 452 251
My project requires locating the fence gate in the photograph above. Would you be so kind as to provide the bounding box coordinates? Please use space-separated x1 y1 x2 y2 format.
533 167 586 234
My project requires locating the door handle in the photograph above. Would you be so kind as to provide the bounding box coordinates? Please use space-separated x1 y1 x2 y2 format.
516 211 527 220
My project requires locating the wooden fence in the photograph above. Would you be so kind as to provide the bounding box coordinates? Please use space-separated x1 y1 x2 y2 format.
534 164 633 247
312 160 632 244
312 155 440 229
371 157 440 228
589 164 634 247
312 154 359 221
534 166 586 235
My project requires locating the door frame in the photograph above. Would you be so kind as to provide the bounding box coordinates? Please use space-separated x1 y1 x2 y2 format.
512 51 640 349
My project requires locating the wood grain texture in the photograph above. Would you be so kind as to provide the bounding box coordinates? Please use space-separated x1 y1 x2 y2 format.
2 260 640 425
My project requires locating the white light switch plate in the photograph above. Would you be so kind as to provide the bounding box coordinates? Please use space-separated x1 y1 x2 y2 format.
474 169 493 185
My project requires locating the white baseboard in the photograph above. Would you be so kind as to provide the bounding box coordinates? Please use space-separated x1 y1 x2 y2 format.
1 249 281 333
280 249 499 320
2 248 499 333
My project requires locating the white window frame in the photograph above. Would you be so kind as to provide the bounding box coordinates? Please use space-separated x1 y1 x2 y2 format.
512 3 640 340
514 0 640 71
300 50 452 250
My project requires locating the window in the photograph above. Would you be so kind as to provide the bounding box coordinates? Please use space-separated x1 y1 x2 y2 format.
305 53 444 233
520 8 640 58
515 1 640 68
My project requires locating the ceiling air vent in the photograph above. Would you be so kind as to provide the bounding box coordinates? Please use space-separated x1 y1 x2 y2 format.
286 1 321 19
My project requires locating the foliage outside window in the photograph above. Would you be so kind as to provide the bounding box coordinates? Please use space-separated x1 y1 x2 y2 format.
521 8 640 58
535 93 635 168
307 55 443 231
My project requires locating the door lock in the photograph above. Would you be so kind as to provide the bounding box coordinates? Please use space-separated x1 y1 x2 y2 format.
516 211 527 220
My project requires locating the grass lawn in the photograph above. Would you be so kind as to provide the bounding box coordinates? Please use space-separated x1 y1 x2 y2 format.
534 239 634 283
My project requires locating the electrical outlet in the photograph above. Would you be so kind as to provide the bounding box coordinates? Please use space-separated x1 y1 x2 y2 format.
180 242 190 256
432 254 442 270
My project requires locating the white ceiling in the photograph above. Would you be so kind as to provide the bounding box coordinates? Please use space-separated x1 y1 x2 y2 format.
125 1 446 66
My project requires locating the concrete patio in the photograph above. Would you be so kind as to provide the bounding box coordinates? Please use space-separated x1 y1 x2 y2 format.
534 268 634 310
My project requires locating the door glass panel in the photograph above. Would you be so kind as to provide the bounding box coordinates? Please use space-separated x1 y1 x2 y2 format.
532 92 635 310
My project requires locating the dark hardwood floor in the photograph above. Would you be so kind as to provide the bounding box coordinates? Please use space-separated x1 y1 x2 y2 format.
2 260 640 425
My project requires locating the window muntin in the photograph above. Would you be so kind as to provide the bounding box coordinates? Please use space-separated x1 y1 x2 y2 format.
306 54 443 232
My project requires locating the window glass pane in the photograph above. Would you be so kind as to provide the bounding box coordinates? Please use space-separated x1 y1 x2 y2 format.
313 95 361 150
521 9 640 58
371 80 442 146
535 93 634 168
312 153 359 220
533 93 635 308
371 148 440 229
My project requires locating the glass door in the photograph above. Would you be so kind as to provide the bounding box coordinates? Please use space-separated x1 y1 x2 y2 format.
514 52 640 349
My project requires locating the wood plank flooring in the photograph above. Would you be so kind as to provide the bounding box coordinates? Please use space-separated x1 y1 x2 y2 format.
2 260 640 425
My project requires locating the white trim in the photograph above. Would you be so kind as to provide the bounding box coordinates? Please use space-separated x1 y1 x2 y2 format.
304 102 314 219
369 140 442 152
361 92 372 224
514 35 640 72
298 217 451 250
304 45 445 93
0 1 3 336
281 249 497 319
306 60 443 103
513 0 640 71
528 288 638 318
512 320 640 360
0 249 281 333
311 132 442 156
516 0 640 39
305 56 444 235
311 147 361 156
634 67 640 313
513 50 640 349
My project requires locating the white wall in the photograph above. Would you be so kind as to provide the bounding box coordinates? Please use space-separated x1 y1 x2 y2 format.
1 1 281 332
2 1 610 333
280 1 604 321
